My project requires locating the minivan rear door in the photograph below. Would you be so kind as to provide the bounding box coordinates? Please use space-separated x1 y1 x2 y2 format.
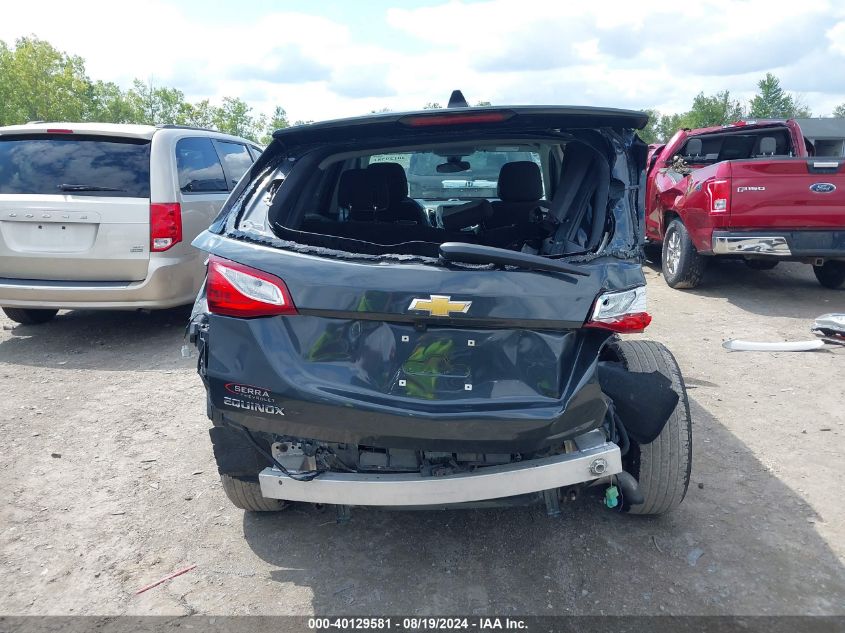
0 133 152 282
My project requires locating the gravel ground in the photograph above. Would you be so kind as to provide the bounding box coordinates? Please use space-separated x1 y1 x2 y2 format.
0 259 843 616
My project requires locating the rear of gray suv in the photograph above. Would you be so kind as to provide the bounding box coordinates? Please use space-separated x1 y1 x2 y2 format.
0 122 262 324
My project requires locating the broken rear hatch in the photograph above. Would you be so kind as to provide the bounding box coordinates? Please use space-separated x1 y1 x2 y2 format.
192 105 650 453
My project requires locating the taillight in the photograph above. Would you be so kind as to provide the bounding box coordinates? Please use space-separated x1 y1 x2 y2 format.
584 286 651 333
206 255 297 318
705 178 730 213
150 203 182 251
399 110 514 127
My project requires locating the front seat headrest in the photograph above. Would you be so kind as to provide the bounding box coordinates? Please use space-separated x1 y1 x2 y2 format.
497 161 543 202
685 138 703 157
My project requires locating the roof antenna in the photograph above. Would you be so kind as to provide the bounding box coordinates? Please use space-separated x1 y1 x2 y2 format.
447 90 469 108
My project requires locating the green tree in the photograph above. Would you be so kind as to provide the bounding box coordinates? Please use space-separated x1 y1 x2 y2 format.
126 79 186 125
685 90 744 128
212 97 265 141
748 73 811 119
832 103 845 117
261 105 289 144
86 80 135 123
423 102 442 109
475 100 492 107
0 36 92 125
176 99 214 129
638 108 661 144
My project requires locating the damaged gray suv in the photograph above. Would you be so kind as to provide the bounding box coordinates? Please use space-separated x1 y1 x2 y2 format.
189 93 692 519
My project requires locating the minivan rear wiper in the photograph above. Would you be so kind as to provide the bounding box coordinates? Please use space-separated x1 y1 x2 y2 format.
439 242 591 277
58 183 126 192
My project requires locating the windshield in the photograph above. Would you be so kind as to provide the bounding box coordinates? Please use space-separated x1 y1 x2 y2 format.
0 135 151 197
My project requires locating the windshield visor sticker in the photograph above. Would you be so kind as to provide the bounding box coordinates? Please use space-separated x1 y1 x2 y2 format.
222 382 285 416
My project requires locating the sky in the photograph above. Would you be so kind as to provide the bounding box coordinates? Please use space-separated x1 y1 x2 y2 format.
2 0 845 123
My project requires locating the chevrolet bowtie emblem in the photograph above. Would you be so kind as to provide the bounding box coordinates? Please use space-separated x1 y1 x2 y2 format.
408 295 472 317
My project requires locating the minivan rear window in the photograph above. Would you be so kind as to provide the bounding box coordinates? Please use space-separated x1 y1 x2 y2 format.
0 135 151 197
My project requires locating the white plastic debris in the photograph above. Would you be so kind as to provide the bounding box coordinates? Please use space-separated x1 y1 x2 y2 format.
722 339 825 352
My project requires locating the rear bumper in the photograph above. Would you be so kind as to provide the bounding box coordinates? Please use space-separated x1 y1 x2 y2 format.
0 254 203 310
258 430 621 506
711 230 845 258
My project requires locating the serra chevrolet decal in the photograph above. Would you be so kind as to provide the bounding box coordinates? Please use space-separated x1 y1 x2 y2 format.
222 382 285 416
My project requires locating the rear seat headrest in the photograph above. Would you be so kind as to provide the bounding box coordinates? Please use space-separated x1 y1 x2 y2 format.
497 161 543 202
367 162 410 201
338 168 388 211
758 137 777 156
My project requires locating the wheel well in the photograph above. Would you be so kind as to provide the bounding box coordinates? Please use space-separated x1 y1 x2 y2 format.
663 210 680 232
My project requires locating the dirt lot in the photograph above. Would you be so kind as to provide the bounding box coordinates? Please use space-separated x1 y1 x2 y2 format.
1 259 844 616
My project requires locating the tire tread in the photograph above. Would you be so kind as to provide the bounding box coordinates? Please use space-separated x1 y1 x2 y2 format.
608 339 692 515
220 474 287 512
662 220 705 289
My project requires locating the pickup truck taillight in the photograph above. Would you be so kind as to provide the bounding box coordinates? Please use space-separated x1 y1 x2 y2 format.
207 255 297 318
705 178 730 213
584 286 651 333
150 203 182 251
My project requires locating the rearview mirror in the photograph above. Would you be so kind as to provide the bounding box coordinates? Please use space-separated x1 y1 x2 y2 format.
437 160 471 173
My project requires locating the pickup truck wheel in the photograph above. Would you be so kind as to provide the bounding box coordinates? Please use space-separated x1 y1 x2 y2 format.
661 220 705 289
745 259 779 271
606 339 692 516
220 474 288 512
813 261 845 289
2 308 59 325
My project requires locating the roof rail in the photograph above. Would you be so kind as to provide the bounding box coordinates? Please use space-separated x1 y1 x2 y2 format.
155 123 220 133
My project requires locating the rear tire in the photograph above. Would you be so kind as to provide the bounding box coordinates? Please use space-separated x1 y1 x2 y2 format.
2 308 58 325
606 339 692 516
745 259 779 271
220 474 288 512
813 261 845 289
661 219 705 289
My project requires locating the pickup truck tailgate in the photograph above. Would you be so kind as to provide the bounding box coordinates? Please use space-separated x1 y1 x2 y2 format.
728 158 845 229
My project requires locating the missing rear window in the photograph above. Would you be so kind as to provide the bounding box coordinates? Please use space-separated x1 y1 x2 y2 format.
242 134 619 259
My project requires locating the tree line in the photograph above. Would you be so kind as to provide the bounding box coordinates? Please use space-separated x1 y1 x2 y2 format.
0 37 293 144
2 36 844 146
639 73 845 144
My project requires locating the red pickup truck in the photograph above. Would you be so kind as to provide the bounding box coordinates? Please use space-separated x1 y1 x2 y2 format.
645 119 845 289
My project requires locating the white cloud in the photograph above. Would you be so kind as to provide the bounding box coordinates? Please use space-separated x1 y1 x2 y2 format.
1 0 844 123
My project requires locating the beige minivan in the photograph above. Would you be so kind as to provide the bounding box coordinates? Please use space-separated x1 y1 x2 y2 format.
0 122 263 324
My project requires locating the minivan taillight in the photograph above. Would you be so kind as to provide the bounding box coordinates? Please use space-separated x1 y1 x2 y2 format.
705 178 730 213
584 286 651 333
150 203 182 251
207 256 297 318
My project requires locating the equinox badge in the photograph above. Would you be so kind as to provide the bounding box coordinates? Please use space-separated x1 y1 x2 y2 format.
408 295 472 317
